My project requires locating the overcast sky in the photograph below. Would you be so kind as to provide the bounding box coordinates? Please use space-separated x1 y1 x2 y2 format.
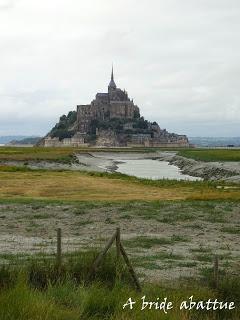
0 0 240 137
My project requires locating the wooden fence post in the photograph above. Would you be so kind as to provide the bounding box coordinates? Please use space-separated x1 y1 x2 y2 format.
57 228 62 267
116 227 121 280
119 242 141 292
88 228 141 292
116 227 121 259
214 255 219 288
88 229 118 280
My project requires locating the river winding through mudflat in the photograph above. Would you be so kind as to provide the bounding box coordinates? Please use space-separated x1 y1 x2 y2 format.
115 158 202 181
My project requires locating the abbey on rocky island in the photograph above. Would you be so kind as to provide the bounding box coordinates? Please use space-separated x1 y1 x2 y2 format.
43 68 189 147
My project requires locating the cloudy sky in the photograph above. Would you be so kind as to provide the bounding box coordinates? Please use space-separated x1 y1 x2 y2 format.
0 0 240 137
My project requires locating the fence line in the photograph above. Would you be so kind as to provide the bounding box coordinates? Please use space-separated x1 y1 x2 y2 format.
0 228 238 287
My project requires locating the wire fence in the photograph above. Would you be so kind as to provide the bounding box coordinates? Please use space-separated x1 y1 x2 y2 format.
0 227 239 286
0 229 106 267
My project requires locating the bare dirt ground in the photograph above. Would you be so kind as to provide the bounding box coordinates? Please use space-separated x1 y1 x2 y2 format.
0 201 239 282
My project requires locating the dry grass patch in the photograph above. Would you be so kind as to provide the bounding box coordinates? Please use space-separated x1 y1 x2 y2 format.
0 171 188 201
0 147 76 162
0 170 239 201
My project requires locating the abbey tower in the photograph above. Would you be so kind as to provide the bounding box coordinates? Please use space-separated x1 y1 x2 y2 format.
77 67 139 133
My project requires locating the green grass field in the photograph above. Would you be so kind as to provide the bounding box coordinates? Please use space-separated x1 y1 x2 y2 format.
0 146 157 162
0 251 239 320
178 149 240 162
1 146 240 163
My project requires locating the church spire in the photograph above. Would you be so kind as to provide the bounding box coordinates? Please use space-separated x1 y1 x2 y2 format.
108 64 116 90
111 65 114 81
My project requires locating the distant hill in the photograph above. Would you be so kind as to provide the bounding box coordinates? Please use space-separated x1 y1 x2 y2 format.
7 137 42 145
189 137 240 147
0 136 30 144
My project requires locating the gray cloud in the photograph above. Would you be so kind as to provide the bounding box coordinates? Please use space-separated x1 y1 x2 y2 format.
0 0 240 136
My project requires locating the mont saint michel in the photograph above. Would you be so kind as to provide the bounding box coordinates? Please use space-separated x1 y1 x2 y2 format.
42 68 189 147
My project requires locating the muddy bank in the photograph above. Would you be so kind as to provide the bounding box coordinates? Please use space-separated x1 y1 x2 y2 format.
166 154 240 183
0 158 94 172
0 152 134 172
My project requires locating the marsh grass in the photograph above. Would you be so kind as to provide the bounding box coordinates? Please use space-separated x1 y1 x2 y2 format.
116 200 239 224
196 252 232 264
190 247 213 254
176 261 198 268
0 165 36 172
0 250 131 290
0 249 239 319
0 147 75 162
124 235 188 249
171 235 189 242
185 223 204 230
0 269 239 320
124 237 172 249
221 226 240 234
194 254 214 263
119 213 132 220
31 213 50 219
157 212 194 223
75 220 93 226
74 208 87 215
178 149 240 162
105 217 115 224
132 252 189 271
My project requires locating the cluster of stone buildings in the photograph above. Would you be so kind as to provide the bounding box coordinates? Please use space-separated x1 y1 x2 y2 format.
43 68 189 148
44 132 86 147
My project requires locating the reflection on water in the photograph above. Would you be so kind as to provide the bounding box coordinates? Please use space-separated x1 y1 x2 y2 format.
116 159 202 181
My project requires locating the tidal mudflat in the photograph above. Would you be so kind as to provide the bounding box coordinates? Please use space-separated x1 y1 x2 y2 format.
0 200 239 282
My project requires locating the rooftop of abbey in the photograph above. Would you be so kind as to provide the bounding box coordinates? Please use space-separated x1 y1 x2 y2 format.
42 68 189 147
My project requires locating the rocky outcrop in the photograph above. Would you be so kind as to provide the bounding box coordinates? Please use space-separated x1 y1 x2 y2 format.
169 155 240 182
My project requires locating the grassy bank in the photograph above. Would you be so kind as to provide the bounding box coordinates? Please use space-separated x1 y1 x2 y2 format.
0 146 77 163
0 146 159 162
178 149 240 162
0 251 239 320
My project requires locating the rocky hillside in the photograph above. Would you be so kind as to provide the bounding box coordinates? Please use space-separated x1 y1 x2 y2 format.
49 111 77 140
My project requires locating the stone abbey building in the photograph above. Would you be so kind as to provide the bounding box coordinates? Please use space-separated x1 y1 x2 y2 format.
43 68 189 147
77 67 140 133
